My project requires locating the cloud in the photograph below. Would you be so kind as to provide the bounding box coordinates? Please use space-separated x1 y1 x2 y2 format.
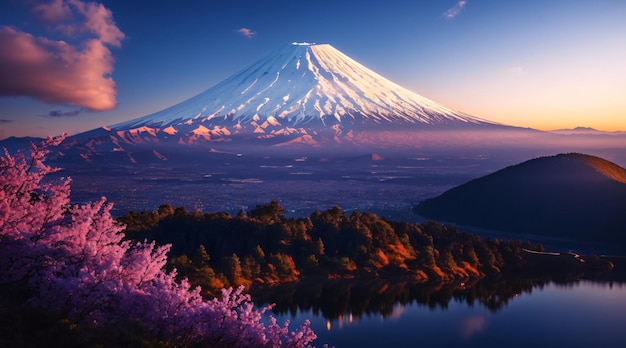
0 0 124 111
444 1 467 20
508 66 524 74
0 119 13 123
33 0 74 27
32 0 124 46
236 27 256 38
44 108 84 117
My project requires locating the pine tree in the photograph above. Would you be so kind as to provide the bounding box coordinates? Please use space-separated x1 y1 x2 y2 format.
193 244 211 266
314 237 325 256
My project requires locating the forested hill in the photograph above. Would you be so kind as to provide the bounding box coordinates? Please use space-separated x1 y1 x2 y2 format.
119 201 609 295
414 153 626 247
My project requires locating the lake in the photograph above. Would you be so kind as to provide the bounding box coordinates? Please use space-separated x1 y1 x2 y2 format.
260 279 626 348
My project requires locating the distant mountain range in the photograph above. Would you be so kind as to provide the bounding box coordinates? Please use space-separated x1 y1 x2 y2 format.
549 127 626 136
0 136 44 154
414 153 626 249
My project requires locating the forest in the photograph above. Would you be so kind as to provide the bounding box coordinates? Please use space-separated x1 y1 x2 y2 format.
119 200 600 297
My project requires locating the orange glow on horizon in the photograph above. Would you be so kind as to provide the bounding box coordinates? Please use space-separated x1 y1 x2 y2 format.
445 102 626 132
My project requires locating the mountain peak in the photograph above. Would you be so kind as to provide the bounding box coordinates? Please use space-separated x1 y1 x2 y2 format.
111 42 497 133
291 41 319 46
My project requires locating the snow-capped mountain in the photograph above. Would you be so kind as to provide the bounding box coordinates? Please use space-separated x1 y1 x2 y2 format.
36 42 523 163
112 42 496 137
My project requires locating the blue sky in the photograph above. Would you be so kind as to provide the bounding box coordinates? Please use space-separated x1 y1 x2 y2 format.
1 0 625 139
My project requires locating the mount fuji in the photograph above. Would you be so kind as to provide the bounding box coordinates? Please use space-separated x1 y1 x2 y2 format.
113 42 495 134
47 42 526 162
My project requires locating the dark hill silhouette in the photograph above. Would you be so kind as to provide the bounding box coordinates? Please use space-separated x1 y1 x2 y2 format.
414 153 626 247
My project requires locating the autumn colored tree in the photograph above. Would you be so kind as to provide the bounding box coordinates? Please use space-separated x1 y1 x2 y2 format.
249 199 285 224
0 137 317 347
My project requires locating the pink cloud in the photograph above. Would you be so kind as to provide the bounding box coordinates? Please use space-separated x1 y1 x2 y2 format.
33 0 74 26
0 0 124 111
0 26 117 110
444 1 467 20
66 0 125 46
236 27 256 38
32 0 124 46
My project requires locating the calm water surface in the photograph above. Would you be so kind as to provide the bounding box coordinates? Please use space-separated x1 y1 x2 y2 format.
269 280 626 348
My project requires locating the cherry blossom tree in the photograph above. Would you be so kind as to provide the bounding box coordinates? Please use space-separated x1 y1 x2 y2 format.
0 136 317 347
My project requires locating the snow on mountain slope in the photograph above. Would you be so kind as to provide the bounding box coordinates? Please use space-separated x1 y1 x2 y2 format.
112 42 496 132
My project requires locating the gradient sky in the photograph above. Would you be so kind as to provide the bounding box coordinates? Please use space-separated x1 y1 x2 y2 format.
1 0 625 139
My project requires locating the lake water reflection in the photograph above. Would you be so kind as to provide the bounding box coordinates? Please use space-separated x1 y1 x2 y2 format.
258 279 626 347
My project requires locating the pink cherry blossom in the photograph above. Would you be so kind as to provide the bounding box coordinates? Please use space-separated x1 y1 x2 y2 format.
0 136 318 347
